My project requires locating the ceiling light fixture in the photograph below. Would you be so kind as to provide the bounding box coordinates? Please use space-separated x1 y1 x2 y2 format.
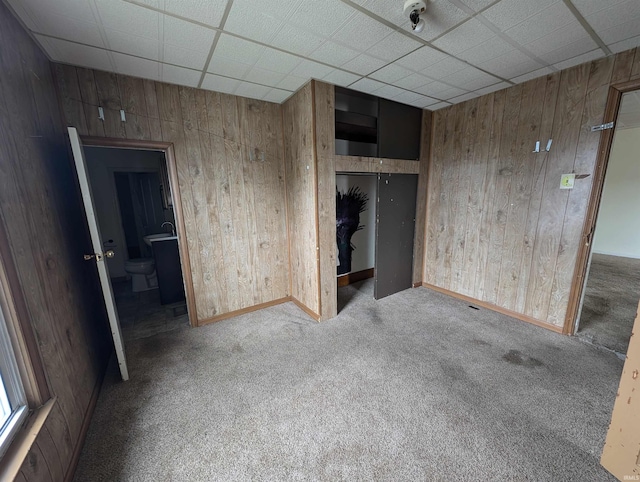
403 0 426 33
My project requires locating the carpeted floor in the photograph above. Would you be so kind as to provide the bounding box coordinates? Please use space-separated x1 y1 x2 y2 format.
577 254 640 354
74 280 623 481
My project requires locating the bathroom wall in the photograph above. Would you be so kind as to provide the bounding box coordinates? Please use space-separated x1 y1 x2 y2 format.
336 174 376 274
85 147 174 278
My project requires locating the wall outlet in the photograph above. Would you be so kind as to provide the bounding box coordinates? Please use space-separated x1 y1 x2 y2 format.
560 173 575 189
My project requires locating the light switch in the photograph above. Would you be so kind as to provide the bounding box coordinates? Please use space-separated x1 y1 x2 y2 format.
560 173 575 189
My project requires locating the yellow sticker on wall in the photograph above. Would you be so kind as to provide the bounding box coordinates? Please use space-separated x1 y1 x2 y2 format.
560 173 575 190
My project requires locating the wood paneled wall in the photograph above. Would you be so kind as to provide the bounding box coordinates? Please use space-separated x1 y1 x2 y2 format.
424 47 640 330
54 65 290 325
282 83 320 317
0 1 111 480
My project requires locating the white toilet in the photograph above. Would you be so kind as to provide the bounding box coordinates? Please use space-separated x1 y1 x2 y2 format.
124 258 158 292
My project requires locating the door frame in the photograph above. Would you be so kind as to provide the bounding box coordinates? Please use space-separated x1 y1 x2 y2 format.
564 77 640 335
81 136 197 327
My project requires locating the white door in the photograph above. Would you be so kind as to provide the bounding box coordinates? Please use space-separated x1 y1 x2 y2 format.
68 128 129 381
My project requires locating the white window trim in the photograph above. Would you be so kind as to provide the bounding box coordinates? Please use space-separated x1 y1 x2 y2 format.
0 294 28 459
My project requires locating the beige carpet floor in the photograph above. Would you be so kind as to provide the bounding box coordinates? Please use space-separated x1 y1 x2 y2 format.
74 280 623 481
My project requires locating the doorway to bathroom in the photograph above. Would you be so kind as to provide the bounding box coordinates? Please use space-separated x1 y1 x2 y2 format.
82 141 192 343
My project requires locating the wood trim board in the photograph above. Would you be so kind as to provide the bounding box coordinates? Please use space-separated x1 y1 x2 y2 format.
198 297 292 326
337 268 374 287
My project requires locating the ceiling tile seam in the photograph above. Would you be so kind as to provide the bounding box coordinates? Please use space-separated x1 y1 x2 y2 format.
198 0 235 88
338 0 514 85
123 0 219 31
562 0 612 56
447 0 559 75
89 0 117 73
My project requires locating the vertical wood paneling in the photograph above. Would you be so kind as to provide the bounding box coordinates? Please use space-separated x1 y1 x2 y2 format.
425 48 640 329
55 67 290 325
282 83 320 315
0 3 111 482
412 110 432 285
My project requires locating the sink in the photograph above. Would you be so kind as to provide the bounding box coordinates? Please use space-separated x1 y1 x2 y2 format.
143 233 177 247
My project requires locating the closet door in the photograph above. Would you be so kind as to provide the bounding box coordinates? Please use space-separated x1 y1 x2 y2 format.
374 174 418 299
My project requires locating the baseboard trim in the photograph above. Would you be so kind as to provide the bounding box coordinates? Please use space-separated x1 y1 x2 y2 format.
198 297 292 326
421 283 564 334
337 268 374 287
64 363 107 482
412 281 422 288
291 297 322 321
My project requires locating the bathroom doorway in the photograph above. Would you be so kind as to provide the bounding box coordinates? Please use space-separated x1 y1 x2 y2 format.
81 139 194 342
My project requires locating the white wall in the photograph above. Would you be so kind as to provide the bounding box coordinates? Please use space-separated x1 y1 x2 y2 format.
592 127 640 259
85 147 172 278
336 174 376 273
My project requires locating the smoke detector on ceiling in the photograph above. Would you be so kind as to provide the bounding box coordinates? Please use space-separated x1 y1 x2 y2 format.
403 0 426 33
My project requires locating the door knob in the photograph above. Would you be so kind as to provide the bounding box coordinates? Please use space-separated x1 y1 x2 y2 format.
84 250 115 261
105 250 115 258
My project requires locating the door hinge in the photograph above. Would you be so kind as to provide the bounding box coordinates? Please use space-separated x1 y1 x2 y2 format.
591 122 614 132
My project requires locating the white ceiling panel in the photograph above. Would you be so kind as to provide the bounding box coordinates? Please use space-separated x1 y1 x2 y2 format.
113 51 159 80
270 24 325 57
429 101 453 110
155 0 229 28
370 64 414 84
37 35 114 71
94 0 159 40
309 41 361 67
366 32 423 63
161 64 201 87
432 18 495 55
201 73 240 94
331 12 395 50
448 91 479 103
341 54 388 76
474 81 510 96
322 70 361 87
10 0 640 109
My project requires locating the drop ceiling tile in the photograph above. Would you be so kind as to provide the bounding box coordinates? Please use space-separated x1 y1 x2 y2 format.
163 44 210 70
94 0 159 40
18 0 97 24
254 48 302 74
112 51 160 80
477 49 542 79
570 0 627 17
332 11 395 50
457 35 515 64
224 8 285 44
263 88 292 104
163 15 215 50
276 75 309 91
395 46 448 72
410 0 470 41
160 0 228 28
573 0 640 42
309 41 361 67
341 54 388 76
36 35 113 71
439 87 471 100
374 84 407 100
322 70 361 87
214 34 265 65
416 81 466 99
608 34 640 54
27 12 104 49
502 2 577 46
525 24 597 65
105 28 159 60
474 81 511 96
366 32 423 62
350 78 387 94
208 56 252 79
349 0 408 26
394 72 433 90
448 91 479 103
428 101 453 110
161 64 201 87
457 0 498 12
201 73 240 94
415 95 442 108
593 12 640 46
432 18 495 55
551 49 603 71
420 56 468 79
480 0 558 32
510 67 553 84
270 23 325 57
290 59 335 79
234 82 272 100
370 64 414 83
289 0 356 38
392 90 425 105
438 65 496 89
243 67 286 88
